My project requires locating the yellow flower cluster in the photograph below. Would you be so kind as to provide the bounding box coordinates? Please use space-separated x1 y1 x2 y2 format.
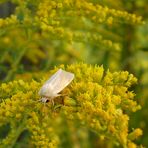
35 0 143 28
27 111 59 148
0 63 142 147
0 0 143 50
34 0 143 50
0 15 18 28
0 80 39 126
0 0 145 82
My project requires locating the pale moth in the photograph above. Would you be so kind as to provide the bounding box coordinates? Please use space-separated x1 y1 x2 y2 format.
38 69 74 105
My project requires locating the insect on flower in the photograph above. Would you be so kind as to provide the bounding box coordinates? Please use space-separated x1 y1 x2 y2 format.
38 69 74 105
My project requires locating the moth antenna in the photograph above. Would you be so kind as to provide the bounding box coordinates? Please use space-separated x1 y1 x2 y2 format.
31 99 41 103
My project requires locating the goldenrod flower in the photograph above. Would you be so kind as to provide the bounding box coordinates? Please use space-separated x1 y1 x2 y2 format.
0 63 142 147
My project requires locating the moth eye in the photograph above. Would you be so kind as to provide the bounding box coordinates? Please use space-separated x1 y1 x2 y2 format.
46 100 50 103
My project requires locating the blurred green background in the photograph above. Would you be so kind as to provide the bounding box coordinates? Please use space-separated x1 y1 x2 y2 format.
0 0 147 147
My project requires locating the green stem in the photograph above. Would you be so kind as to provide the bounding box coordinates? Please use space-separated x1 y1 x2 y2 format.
4 46 28 82
0 120 26 148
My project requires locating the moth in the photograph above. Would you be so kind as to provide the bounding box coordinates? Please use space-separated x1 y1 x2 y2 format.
38 69 74 104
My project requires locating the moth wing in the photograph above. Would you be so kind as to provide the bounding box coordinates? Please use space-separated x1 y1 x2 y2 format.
38 69 63 97
52 69 74 94
38 69 74 97
38 83 54 97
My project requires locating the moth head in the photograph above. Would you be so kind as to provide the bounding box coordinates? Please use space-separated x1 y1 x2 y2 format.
40 97 49 103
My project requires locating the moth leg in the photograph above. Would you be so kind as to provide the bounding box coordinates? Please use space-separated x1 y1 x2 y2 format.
50 98 54 106
37 99 42 102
